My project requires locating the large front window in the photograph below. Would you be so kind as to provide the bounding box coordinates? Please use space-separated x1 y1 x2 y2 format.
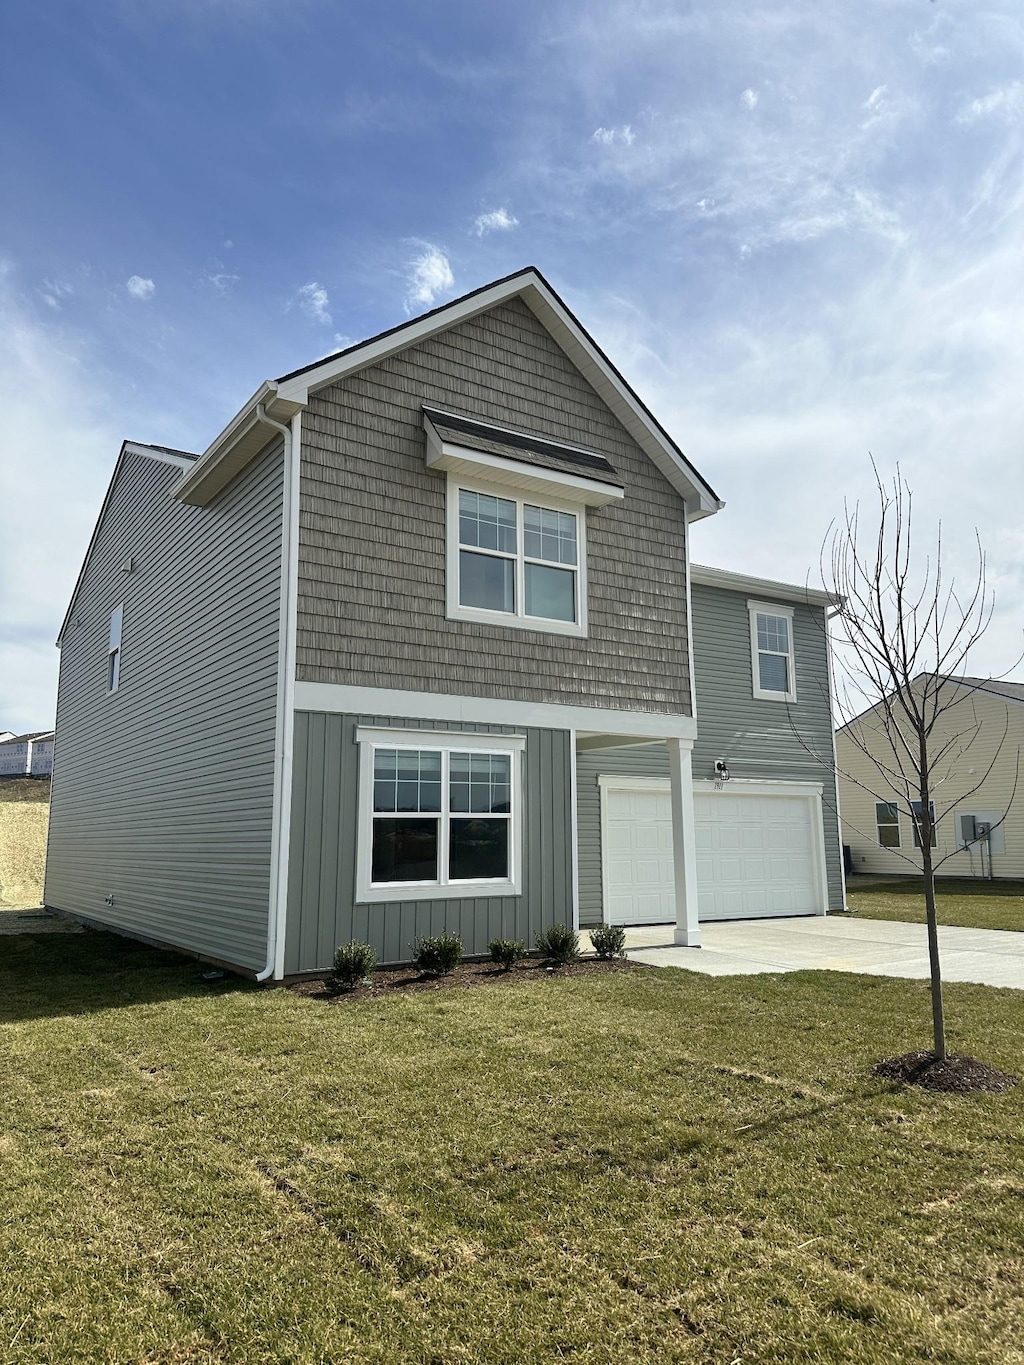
356 729 524 902
453 485 583 631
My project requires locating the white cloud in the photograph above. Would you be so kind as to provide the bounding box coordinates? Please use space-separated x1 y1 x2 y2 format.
957 83 1024 126
39 278 73 310
474 207 519 236
864 84 887 112
207 272 239 294
740 88 758 110
592 124 635 147
126 275 155 301
405 246 454 309
295 281 332 325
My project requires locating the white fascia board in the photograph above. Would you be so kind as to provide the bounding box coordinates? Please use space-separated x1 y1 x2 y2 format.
274 270 722 520
293 682 698 741
173 382 305 508
424 421 624 507
691 563 840 608
122 443 195 472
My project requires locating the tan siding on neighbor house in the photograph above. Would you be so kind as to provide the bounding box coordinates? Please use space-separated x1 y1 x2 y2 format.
296 296 692 715
837 683 1024 880
44 443 283 970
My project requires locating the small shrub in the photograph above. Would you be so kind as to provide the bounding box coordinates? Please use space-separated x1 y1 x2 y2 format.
590 922 626 960
329 941 377 992
488 937 526 972
535 922 580 965
412 932 463 976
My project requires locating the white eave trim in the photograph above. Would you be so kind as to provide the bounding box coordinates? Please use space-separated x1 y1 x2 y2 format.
691 563 840 608
274 269 722 519
424 419 624 507
173 382 305 508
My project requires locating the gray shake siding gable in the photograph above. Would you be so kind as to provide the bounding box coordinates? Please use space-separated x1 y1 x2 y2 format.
296 296 693 714
285 713 573 972
575 581 845 924
45 442 284 970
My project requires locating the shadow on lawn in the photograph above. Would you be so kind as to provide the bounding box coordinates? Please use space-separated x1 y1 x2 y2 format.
0 927 253 1024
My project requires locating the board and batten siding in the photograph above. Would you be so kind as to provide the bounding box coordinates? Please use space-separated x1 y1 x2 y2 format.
44 442 284 970
837 685 1024 880
576 581 845 924
296 295 692 715
285 712 573 972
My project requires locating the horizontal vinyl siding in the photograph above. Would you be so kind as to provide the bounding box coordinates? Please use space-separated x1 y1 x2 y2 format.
297 296 692 715
575 583 845 924
837 689 1024 880
44 443 283 970
285 712 573 972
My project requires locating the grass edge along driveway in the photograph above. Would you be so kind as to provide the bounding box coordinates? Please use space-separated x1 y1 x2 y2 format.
3 928 1024 1365
845 876 1024 933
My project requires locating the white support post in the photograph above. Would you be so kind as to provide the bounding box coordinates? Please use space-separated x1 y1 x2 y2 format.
667 737 701 947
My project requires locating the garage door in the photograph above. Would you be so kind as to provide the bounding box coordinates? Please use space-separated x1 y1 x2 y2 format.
601 783 822 925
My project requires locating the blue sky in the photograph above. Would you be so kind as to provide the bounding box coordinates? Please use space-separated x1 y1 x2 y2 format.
2 0 1023 730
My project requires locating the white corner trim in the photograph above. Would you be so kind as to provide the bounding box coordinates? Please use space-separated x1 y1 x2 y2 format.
293 682 699 741
569 729 580 932
445 471 589 639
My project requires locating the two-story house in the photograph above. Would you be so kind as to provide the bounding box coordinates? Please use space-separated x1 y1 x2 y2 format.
45 268 844 978
0 732 55 778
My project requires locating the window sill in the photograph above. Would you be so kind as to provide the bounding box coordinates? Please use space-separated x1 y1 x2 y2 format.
356 879 519 904
752 687 797 704
449 605 587 638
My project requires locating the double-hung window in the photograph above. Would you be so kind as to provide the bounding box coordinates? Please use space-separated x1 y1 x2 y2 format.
356 728 524 902
450 483 586 635
911 800 937 849
875 802 900 848
748 601 796 702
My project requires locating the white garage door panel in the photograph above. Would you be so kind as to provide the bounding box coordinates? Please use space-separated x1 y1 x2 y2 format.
603 784 823 925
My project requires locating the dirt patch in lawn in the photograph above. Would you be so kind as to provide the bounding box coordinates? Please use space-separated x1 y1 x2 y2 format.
874 1050 1018 1094
290 955 646 1004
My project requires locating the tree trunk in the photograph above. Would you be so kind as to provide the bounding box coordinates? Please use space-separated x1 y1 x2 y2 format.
920 814 946 1061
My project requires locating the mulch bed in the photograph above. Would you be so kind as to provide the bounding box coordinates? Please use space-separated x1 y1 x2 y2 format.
289 955 644 1004
873 1050 1018 1094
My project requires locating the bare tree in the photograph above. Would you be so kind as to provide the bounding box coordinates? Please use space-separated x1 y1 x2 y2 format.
820 462 1019 1062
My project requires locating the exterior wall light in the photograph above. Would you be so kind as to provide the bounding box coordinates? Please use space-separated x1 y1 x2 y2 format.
714 759 731 782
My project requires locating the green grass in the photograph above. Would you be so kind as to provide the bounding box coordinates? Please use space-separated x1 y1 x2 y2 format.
3 930 1024 1364
846 877 1024 932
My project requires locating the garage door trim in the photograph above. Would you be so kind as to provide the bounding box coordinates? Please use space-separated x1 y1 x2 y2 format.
598 775 829 925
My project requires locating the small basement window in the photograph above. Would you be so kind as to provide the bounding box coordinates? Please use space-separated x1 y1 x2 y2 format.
107 604 123 692
748 601 796 702
876 802 900 848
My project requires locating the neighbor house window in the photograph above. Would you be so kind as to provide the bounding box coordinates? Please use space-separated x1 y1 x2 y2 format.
748 601 796 702
355 728 525 902
876 802 900 848
911 800 937 849
448 482 586 636
107 604 123 692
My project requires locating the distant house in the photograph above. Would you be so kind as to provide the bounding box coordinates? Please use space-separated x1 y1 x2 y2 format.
46 267 843 978
836 676 1024 880
0 732 55 778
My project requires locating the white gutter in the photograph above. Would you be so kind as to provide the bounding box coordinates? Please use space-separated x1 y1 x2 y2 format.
258 403 302 982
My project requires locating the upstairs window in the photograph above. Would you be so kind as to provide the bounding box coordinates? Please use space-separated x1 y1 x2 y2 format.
448 482 586 637
107 605 123 692
876 802 900 848
748 601 796 702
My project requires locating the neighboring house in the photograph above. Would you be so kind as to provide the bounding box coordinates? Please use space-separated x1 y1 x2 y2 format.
45 267 841 979
0 732 55 778
836 676 1024 880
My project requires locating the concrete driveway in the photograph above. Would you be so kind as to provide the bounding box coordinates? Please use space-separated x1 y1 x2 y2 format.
603 916 1024 991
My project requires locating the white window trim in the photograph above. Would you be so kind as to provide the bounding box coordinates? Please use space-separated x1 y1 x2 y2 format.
446 473 589 638
107 603 124 694
875 800 901 849
354 727 526 903
748 599 797 703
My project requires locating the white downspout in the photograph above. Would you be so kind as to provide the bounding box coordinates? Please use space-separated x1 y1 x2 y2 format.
257 404 301 981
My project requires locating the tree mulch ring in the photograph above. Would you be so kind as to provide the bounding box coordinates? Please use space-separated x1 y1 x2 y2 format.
289 955 645 1004
873 1050 1018 1094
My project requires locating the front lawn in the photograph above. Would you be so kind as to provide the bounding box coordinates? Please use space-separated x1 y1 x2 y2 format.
846 876 1024 932
3 929 1024 1364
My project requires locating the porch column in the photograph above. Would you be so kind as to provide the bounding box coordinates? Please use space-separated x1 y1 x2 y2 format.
667 737 701 947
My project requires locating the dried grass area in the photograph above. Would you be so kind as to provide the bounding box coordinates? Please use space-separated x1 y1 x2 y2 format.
0 778 50 908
